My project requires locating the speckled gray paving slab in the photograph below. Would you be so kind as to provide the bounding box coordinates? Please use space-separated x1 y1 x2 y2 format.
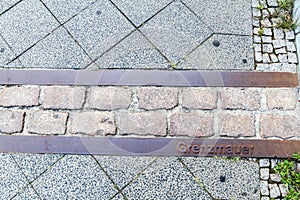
11 153 63 182
43 0 96 24
13 185 40 200
0 35 14 66
122 157 211 200
95 31 169 69
111 0 172 27
182 0 252 35
18 27 92 69
95 155 156 189
32 155 117 199
139 0 213 64
0 0 20 14
181 157 260 200
64 0 135 60
0 0 59 55
177 34 254 70
0 154 29 199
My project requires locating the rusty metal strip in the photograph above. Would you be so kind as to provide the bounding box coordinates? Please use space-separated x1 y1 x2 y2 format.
0 70 297 87
0 135 300 158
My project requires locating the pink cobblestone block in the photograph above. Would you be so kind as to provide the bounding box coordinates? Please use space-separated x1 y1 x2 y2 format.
137 87 178 110
260 114 299 138
0 86 39 107
182 88 217 110
221 88 261 110
170 112 214 137
0 110 24 133
266 88 297 110
118 111 167 136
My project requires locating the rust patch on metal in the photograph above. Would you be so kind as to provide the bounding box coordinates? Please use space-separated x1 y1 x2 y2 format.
0 70 297 87
0 136 300 158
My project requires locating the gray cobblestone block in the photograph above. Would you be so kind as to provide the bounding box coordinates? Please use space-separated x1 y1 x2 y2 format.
266 88 297 110
261 19 272 28
253 28 261 35
261 197 270 200
286 41 296 51
274 29 285 39
279 184 288 197
260 114 299 138
259 159 270 167
0 110 24 133
252 0 260 8
263 44 273 53
260 181 269 196
275 47 287 54
254 36 261 43
169 112 214 137
263 53 270 63
26 110 68 135
256 63 269 71
181 88 217 110
219 111 255 137
253 19 260 27
262 36 272 43
270 174 281 182
260 168 269 180
263 28 272 36
253 43 261 52
0 86 39 107
255 52 263 62
86 87 132 110
68 112 115 136
221 88 261 110
285 30 295 39
269 184 280 198
118 111 167 136
262 9 270 18
282 63 297 72
138 87 178 110
278 54 288 63
267 0 278 6
273 39 286 49
42 86 86 109
270 54 278 62
288 52 298 63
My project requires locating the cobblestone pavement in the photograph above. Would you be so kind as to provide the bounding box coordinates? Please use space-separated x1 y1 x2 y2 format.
1 0 300 199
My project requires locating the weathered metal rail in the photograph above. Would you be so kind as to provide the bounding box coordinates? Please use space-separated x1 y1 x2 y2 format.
1 136 299 158
0 70 297 87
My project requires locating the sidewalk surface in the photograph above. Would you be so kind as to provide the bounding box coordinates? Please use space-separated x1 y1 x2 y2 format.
0 0 299 199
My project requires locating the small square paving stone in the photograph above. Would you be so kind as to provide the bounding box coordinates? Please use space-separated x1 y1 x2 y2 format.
12 185 40 200
122 157 211 199
11 153 63 182
139 0 212 63
0 154 29 199
18 27 92 69
182 0 252 35
95 31 169 69
64 0 135 60
111 0 172 27
0 35 15 66
94 156 156 189
0 0 59 55
181 157 260 200
177 34 254 70
32 155 118 199
42 0 97 24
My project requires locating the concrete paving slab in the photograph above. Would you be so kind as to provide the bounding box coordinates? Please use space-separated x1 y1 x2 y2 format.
139 0 213 64
0 154 29 199
13 185 40 200
95 31 169 69
122 157 212 199
182 0 252 35
0 0 20 14
18 27 92 69
42 0 96 24
0 35 14 66
64 0 135 60
32 155 118 199
111 0 172 27
178 34 254 70
95 155 156 189
182 157 260 200
0 0 59 55
11 153 63 182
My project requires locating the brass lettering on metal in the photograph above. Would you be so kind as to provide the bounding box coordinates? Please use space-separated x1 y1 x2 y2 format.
177 142 254 156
